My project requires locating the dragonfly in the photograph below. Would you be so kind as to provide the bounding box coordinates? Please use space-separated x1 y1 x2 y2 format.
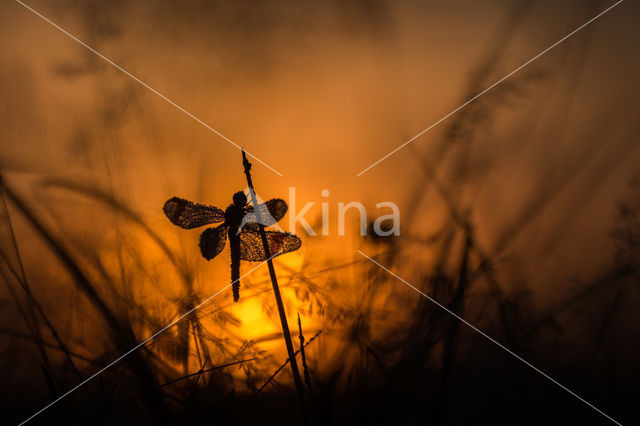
163 191 301 302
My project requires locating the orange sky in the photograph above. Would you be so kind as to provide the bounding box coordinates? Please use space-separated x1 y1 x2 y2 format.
1 0 639 380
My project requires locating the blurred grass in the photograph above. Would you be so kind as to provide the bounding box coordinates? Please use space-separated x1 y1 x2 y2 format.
1 1 639 425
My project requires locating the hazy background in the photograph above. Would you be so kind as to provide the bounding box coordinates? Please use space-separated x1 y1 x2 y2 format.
1 0 639 424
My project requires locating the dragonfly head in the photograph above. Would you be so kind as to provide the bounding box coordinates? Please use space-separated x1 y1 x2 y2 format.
232 191 248 207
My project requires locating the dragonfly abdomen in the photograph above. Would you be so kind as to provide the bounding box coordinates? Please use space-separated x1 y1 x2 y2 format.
229 232 241 302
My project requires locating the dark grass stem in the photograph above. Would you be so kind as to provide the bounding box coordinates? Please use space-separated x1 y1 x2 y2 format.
297 314 318 424
241 150 309 423
257 330 323 393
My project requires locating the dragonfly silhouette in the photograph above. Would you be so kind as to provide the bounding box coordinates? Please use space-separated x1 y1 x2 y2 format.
163 192 301 302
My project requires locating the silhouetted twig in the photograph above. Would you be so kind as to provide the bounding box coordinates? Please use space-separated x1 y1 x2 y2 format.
257 330 323 393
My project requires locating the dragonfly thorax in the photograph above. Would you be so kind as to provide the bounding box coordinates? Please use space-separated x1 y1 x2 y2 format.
225 194 247 231
224 191 248 231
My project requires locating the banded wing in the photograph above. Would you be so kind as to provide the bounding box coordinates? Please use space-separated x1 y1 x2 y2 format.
163 197 224 229
264 198 288 222
239 198 288 231
199 224 228 260
239 227 301 261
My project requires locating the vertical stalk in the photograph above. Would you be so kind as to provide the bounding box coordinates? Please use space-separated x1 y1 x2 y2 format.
241 150 308 423
297 314 317 424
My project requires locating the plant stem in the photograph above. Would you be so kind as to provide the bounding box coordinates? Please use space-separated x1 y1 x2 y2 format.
297 314 318 424
241 150 308 423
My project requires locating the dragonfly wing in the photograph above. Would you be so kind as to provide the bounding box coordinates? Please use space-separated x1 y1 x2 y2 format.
163 197 225 229
239 228 301 261
200 224 228 260
239 198 288 231
264 198 288 223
